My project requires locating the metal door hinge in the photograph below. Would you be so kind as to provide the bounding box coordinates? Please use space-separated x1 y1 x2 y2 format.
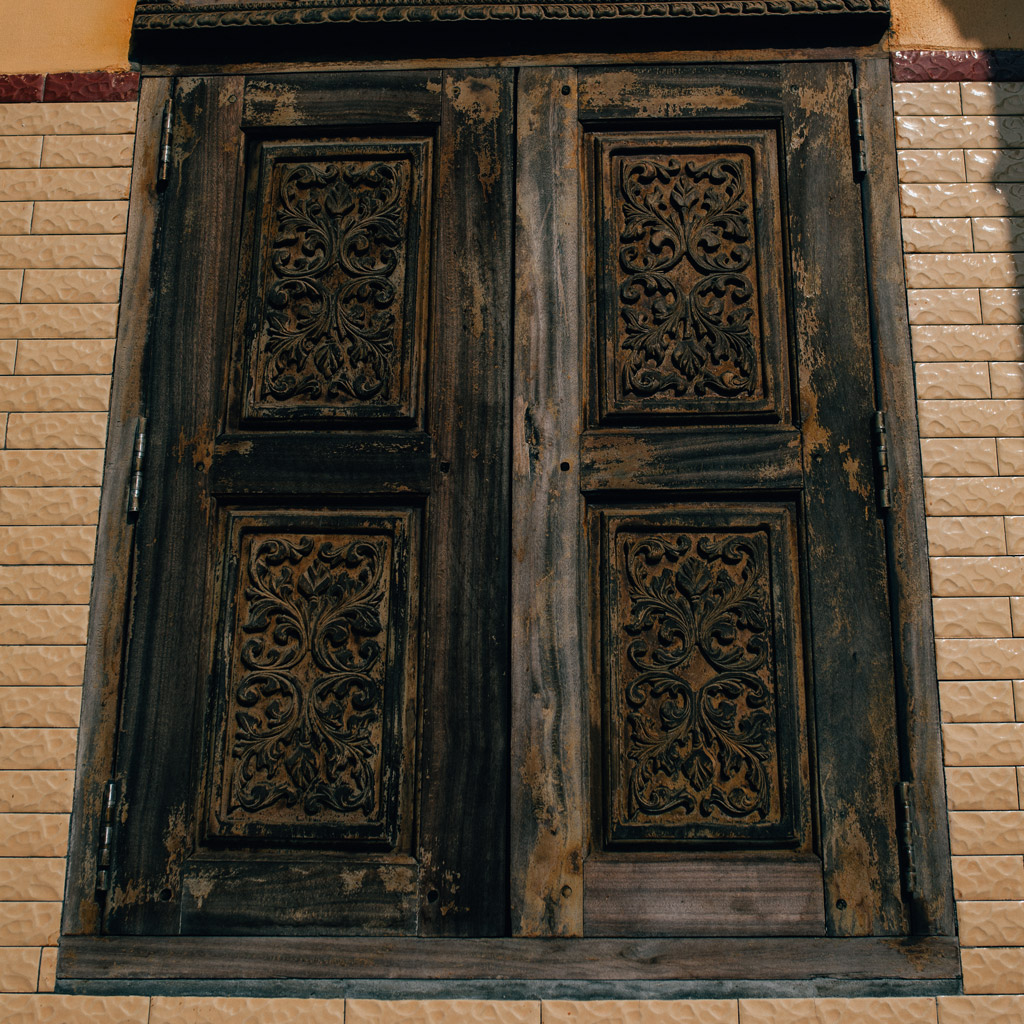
95 779 117 893
157 95 174 190
850 87 868 178
897 780 921 900
873 410 892 512
127 417 147 517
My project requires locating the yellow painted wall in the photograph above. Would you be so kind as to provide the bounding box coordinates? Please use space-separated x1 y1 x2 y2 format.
892 0 1024 50
0 0 1021 74
0 0 134 74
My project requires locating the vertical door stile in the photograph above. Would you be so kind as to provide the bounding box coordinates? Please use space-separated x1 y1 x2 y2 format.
417 68 515 937
511 66 585 937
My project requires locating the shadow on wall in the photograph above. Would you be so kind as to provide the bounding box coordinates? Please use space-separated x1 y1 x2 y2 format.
937 0 1023 385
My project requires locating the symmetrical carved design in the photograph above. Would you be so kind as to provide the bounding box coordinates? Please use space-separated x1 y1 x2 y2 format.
135 0 890 30
219 531 392 831
608 525 787 838
612 152 761 402
246 148 425 420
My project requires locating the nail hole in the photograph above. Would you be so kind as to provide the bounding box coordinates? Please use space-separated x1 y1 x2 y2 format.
835 898 847 910
561 885 573 898
439 460 451 474
427 889 440 904
560 461 570 472
561 85 571 96
160 888 173 902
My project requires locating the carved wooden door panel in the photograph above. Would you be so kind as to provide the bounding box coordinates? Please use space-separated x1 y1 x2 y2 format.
107 70 513 935
511 64 906 938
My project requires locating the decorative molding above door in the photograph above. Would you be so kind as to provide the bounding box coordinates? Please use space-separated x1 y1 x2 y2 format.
133 0 889 30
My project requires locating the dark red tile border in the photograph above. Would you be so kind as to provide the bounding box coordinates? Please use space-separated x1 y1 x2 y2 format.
892 49 1024 83
44 71 140 102
0 74 45 102
0 71 138 103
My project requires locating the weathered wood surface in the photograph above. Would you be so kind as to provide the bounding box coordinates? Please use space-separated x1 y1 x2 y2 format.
61 76 172 938
856 56 954 936
781 61 905 937
581 428 803 492
415 69 515 937
243 71 442 127
105 75 249 936
510 66 585 938
59 935 958 982
584 858 825 936
209 434 432 495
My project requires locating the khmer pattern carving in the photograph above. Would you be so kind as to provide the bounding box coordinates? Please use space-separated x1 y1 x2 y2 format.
613 153 762 403
251 157 413 415
614 529 781 828
135 0 891 30
223 532 391 825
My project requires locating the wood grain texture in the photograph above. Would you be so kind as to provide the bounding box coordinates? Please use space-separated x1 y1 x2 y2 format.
510 65 585 938
857 56 955 936
415 69 514 938
781 61 904 936
583 858 825 936
61 76 168 939
58 934 958 983
580 428 803 492
242 72 442 127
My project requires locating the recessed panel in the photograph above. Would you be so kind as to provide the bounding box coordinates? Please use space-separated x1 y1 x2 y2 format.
593 131 786 423
241 139 431 424
208 510 417 846
599 506 808 846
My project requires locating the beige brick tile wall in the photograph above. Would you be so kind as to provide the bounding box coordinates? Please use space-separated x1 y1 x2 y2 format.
896 81 1024 1011
2 80 1024 1022
0 99 130 999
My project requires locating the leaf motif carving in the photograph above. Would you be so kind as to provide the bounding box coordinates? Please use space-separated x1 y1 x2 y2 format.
255 158 410 411
614 154 760 401
619 530 779 824
227 533 390 821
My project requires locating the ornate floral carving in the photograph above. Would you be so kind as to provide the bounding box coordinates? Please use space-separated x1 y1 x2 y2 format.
224 532 391 823
251 157 412 414
615 530 780 828
135 0 890 30
614 153 761 401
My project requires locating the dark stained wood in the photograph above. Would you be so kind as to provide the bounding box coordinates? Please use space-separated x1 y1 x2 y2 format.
179 859 419 935
584 858 825 937
415 69 514 937
780 61 905 937
574 64 822 940
242 71 441 127
510 66 585 938
61 75 172 938
58 934 958 983
580 428 803 493
105 75 249 935
98 69 464 938
856 56 954 936
209 434 432 495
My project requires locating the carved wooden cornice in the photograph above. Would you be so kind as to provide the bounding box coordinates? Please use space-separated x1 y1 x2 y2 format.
134 0 890 30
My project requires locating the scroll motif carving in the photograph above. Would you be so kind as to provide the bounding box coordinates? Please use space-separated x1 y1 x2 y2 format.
135 0 890 31
614 153 761 401
223 532 391 826
249 153 420 418
614 529 782 831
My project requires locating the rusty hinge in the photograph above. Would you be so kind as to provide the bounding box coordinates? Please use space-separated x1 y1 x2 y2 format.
873 410 892 512
157 95 174 190
849 87 868 178
897 780 921 901
95 779 118 893
127 417 147 517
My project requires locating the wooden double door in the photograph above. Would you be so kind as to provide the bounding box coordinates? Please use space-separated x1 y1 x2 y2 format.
106 62 907 940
